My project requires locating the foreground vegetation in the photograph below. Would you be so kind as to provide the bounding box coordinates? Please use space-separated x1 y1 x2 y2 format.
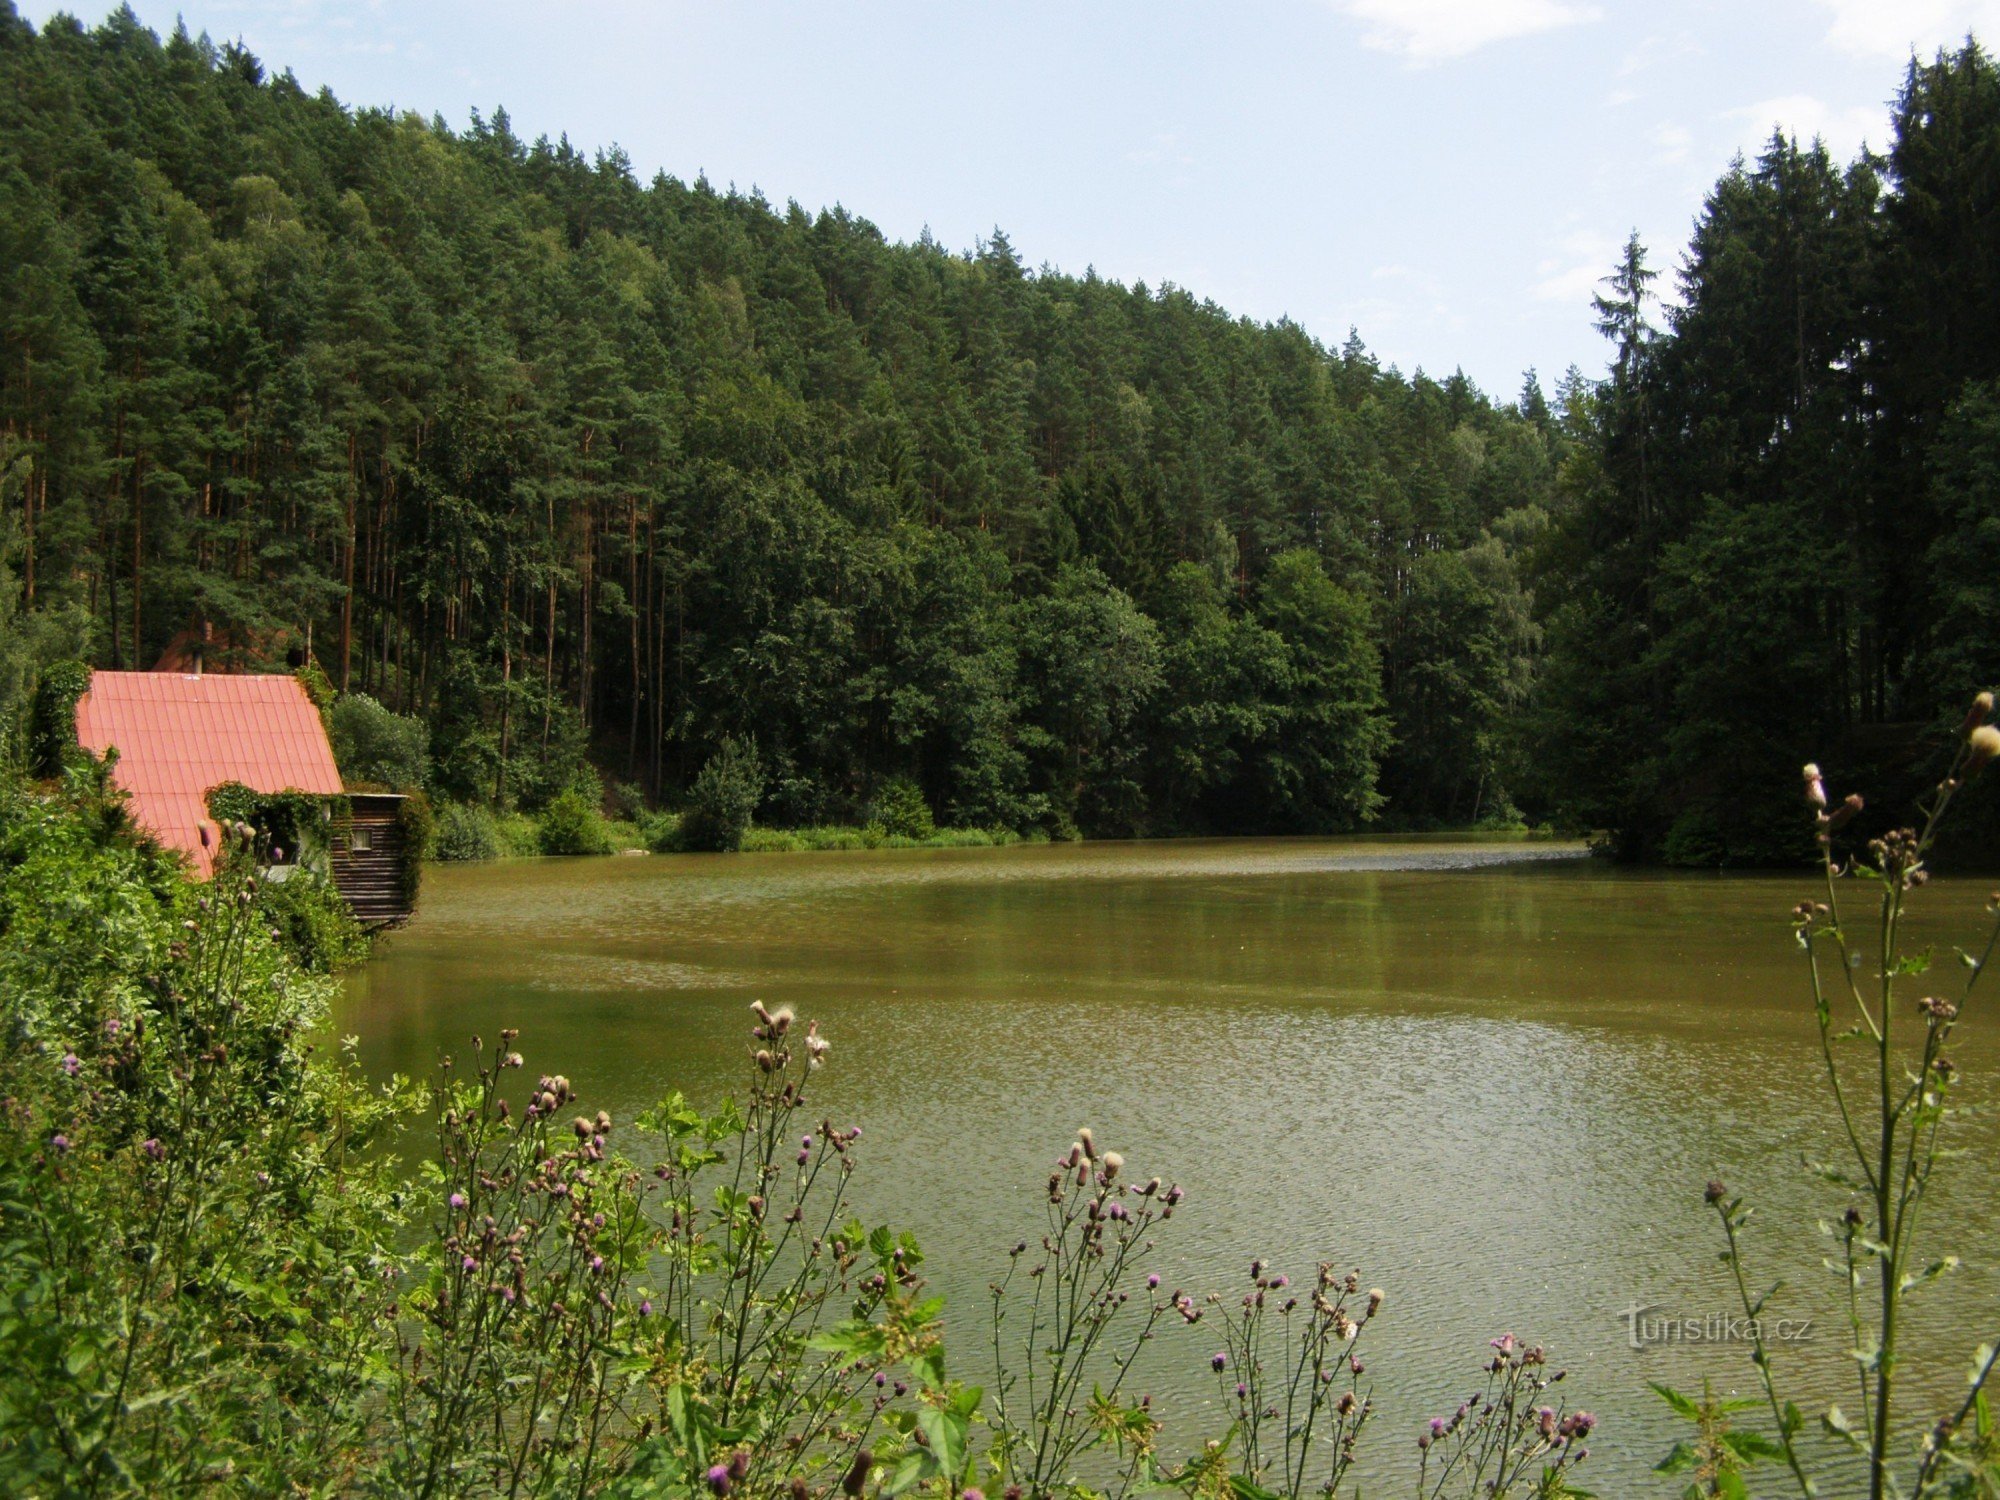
5 695 2000 1495
0 761 1602 1497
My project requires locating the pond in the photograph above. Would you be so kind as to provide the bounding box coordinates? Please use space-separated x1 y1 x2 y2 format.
338 835 2000 1494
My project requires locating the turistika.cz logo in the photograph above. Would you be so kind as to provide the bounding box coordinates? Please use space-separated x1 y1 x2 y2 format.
1620 1305 1814 1351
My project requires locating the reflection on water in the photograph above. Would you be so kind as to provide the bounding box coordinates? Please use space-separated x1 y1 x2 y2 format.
338 836 2000 1492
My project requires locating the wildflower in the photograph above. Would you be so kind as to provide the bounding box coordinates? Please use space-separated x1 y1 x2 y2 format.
841 1449 872 1497
49 1133 71 1155
60 1053 79 1077
140 1137 163 1160
1212 1352 1227 1372
1970 724 2000 776
768 1005 795 1034
1429 1416 1447 1437
639 1298 653 1316
1147 1273 1161 1290
1101 1149 1123 1178
706 1464 731 1496
1490 1333 1517 1355
964 1490 985 1500
1704 1179 1727 1204
1802 763 1827 810
1367 1287 1384 1316
1559 1411 1596 1440
1077 1126 1097 1160
1538 1406 1557 1438
104 1018 121 1037
1963 691 1994 737
591 1255 604 1274
462 1255 477 1272
449 1192 467 1210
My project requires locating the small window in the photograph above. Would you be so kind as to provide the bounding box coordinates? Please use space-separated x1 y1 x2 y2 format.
351 826 372 852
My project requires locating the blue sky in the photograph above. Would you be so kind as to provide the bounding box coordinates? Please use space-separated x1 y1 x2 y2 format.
23 0 2000 397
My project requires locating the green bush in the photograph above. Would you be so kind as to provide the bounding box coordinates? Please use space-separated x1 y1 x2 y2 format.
872 776 936 841
327 692 428 791
433 800 502 861
257 869 370 972
29 659 90 778
537 787 613 856
679 736 763 852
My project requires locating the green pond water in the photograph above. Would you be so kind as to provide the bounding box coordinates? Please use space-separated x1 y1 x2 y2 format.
338 835 2000 1494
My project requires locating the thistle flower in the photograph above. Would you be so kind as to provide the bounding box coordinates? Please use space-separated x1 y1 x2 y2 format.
1962 691 1994 737
841 1449 872 1497
60 1053 79 1077
1971 724 2000 776
1076 1126 1097 1160
449 1192 466 1210
706 1464 732 1496
1802 763 1827 809
49 1133 71 1155
1101 1149 1123 1178
1212 1352 1227 1371
140 1137 163 1160
1367 1287 1384 1316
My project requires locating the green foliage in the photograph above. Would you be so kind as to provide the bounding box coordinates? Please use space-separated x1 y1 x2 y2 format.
871 776 935 840
0 11 1561 841
328 692 429 792
679 737 764 852
433 799 503 862
294 659 336 724
258 867 370 972
537 787 615 856
28 659 90 778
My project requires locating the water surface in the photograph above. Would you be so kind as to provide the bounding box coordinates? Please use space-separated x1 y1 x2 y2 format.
339 836 2000 1493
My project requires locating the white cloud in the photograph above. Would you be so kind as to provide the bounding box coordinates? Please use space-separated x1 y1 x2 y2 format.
1531 229 1620 306
1811 0 2000 60
1726 94 1889 161
1651 122 1694 166
1331 0 1600 62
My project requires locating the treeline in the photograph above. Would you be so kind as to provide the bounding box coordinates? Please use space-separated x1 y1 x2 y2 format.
0 4 1559 838
1534 41 2000 861
19 8 1999 859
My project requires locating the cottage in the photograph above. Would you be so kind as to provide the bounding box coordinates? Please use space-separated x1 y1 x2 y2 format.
72 669 414 925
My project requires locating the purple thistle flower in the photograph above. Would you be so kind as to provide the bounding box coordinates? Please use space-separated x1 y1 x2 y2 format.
706 1464 731 1496
49 1133 71 1155
462 1255 478 1272
140 1137 163 1160
1429 1417 1448 1438
449 1192 466 1210
591 1255 604 1274
639 1299 653 1316
104 1018 121 1037
60 1053 80 1077
1212 1352 1227 1372
1235 1382 1247 1398
1147 1273 1161 1290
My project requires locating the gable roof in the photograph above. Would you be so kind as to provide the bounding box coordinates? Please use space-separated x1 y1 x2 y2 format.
74 671 343 878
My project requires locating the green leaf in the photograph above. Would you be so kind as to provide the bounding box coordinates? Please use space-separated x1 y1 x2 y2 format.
1650 1381 1700 1420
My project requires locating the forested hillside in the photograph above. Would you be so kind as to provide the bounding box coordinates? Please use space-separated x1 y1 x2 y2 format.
12 7 2000 858
1537 39 2000 861
0 4 1558 838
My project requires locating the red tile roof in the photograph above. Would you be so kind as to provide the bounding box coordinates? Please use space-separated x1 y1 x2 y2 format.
74 671 343 879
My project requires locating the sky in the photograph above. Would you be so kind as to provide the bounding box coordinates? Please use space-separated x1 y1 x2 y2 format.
20 0 2000 397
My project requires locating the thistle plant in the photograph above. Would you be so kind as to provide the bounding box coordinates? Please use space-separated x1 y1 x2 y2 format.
1195 1263 1381 1499
1677 695 2000 1498
1412 1335 1593 1499
987 1130 1179 1498
385 1041 651 1497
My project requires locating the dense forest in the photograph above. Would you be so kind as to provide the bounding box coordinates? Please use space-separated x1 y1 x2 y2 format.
6 5 2000 858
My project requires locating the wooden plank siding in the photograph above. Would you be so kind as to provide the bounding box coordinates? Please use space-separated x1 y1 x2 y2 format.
329 794 413 926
